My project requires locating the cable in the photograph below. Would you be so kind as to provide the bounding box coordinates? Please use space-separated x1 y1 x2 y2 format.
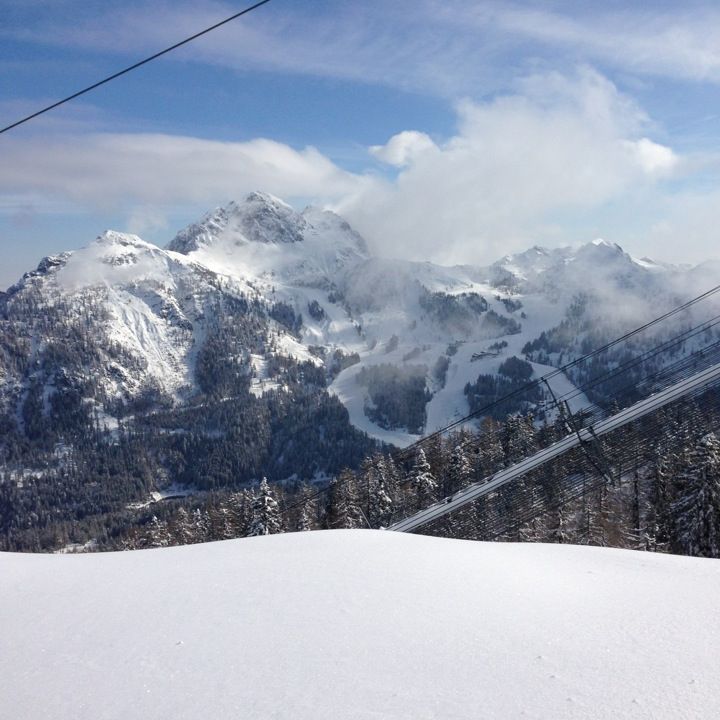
450 336 720 472
392 282 720 463
279 284 720 526
421 384 720 542
388 332 720 528
0 0 273 135
550 315 720 408
436 374 720 540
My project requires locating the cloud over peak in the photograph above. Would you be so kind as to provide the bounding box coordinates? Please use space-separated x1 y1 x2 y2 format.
340 69 680 265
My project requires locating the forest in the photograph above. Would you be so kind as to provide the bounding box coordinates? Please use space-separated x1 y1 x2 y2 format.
3 383 718 559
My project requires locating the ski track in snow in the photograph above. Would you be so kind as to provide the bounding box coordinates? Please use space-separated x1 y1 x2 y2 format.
1 531 719 720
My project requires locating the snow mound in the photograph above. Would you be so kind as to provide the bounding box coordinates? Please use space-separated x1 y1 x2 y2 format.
1 531 719 720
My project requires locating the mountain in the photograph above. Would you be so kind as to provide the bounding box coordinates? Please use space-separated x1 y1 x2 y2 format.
2 530 719 719
1 191 718 550
2 191 714 446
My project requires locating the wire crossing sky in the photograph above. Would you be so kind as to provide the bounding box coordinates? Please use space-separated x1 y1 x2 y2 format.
2 1 720 288
0 0 273 135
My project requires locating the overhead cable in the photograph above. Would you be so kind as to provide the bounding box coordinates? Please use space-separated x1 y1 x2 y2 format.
0 0 273 135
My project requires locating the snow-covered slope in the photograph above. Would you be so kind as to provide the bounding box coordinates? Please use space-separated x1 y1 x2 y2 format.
1 531 719 719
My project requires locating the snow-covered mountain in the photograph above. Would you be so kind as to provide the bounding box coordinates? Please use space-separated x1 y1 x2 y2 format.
1 192 714 448
3 191 720 552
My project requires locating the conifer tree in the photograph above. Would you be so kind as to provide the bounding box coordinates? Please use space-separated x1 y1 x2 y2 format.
368 461 394 528
476 418 505 474
671 433 720 558
209 503 235 540
147 515 171 548
249 478 282 536
410 449 438 510
191 508 211 543
227 490 253 537
325 470 365 529
445 443 473 496
295 485 314 532
171 506 195 545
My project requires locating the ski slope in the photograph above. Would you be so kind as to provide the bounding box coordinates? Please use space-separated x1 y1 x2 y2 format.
2 531 719 720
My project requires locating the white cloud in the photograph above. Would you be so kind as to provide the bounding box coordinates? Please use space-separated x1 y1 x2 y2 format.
339 69 683 265
482 3 720 84
4 68 718 270
0 133 365 212
369 131 437 167
14 1 720 100
626 138 679 178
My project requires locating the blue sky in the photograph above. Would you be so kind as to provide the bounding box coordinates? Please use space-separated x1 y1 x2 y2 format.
3 0 720 287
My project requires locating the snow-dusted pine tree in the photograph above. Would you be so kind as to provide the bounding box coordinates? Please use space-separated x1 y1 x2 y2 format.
671 433 720 558
228 490 253 537
445 443 473 496
209 504 235 540
368 457 394 528
325 470 365 529
502 415 537 464
249 478 282 536
295 485 314 532
171 507 196 545
476 417 505 474
191 508 211 543
147 515 171 548
411 448 438 510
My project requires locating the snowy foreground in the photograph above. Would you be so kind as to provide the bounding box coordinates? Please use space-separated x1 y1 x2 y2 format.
2 532 719 719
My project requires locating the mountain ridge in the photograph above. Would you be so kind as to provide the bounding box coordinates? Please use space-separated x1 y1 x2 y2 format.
1 191 717 479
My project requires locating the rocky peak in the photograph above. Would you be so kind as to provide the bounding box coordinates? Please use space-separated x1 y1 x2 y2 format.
168 192 309 254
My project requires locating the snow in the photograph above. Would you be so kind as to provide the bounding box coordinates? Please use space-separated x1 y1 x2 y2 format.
103 286 192 396
326 286 593 446
329 355 422 447
248 353 278 397
175 197 368 289
1 531 719 719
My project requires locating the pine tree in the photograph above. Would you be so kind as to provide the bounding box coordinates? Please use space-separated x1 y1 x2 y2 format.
410 449 438 510
325 470 365 529
671 433 720 558
368 459 394 528
209 503 235 540
476 417 504 474
228 490 252 536
249 478 282 536
171 506 195 545
445 443 473 496
147 515 171 548
191 508 211 543
423 434 447 484
502 415 537 464
295 485 314 532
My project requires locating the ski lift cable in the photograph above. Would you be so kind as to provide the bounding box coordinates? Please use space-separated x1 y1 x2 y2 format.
548 313 720 409
0 0 273 135
391 283 720 461
390 362 720 533
449 336 720 465
427 386 720 542
279 288 720 523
